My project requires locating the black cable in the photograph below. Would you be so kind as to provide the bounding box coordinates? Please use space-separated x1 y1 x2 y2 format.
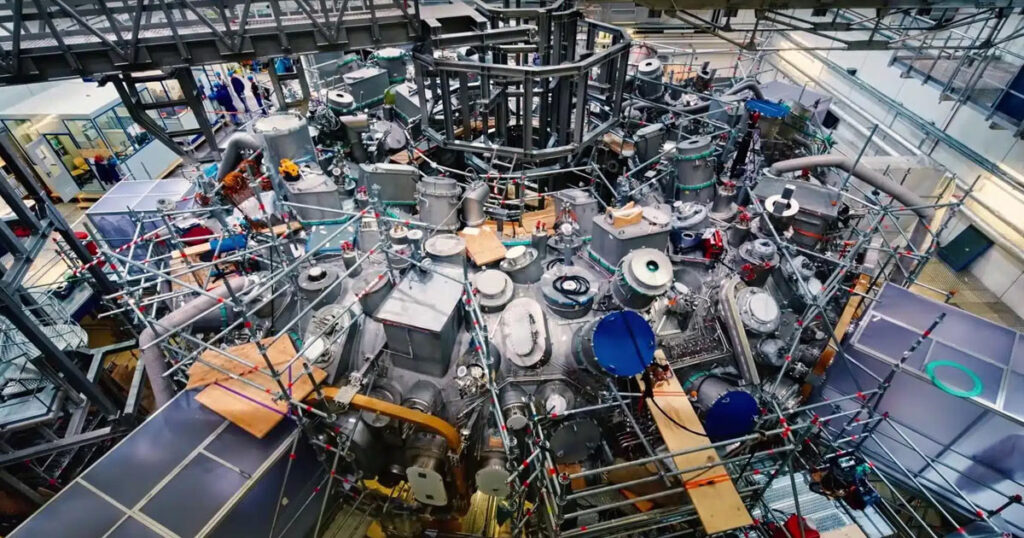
553 275 590 296
648 391 709 438
639 369 708 438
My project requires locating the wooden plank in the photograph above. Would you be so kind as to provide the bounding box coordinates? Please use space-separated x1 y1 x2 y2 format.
637 350 753 534
602 131 635 156
195 359 326 438
519 199 556 234
801 274 870 399
186 336 298 389
168 256 212 292
459 226 507 266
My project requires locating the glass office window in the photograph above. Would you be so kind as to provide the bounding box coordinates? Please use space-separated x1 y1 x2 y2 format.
65 119 109 156
45 134 96 187
95 106 151 159
4 119 38 145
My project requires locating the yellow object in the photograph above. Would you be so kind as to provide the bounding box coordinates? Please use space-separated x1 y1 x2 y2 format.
309 387 470 508
278 158 300 179
635 350 753 534
310 388 461 451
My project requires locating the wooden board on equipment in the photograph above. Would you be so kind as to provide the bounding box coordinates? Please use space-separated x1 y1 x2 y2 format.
195 359 326 438
608 202 643 228
459 226 507 266
603 131 635 156
801 273 870 399
186 336 298 389
168 256 212 292
636 350 753 534
519 199 555 234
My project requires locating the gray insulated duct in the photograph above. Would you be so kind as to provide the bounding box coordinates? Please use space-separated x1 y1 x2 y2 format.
140 275 255 406
723 79 764 101
216 132 262 182
718 277 760 386
768 154 935 221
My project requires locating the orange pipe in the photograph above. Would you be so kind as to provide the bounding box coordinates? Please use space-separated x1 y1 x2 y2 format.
308 387 470 510
309 387 462 452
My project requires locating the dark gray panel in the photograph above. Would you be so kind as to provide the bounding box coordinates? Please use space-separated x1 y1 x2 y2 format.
210 450 289 538
856 318 932 370
206 418 295 475
1012 335 1024 375
107 516 163 538
11 483 123 538
873 284 1015 364
832 283 1024 536
1007 373 1024 416
880 371 986 441
211 432 324 538
141 453 248 537
83 391 226 508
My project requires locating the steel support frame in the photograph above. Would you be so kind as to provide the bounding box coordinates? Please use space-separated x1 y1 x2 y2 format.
413 6 630 164
33 6 1008 537
664 7 1018 52
0 0 468 85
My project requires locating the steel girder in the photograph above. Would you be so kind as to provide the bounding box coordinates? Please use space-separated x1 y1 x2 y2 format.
658 7 1016 52
0 0 484 85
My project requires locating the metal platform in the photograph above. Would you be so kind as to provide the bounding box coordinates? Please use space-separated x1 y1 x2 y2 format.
825 283 1024 536
0 0 485 85
10 391 328 538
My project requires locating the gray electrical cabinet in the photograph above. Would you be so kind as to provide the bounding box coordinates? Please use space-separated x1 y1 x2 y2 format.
372 264 464 377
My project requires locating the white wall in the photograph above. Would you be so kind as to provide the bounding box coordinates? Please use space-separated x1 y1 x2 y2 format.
764 26 1024 317
0 80 69 111
122 141 181 181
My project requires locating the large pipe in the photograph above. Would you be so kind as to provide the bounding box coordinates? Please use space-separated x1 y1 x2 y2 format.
310 387 469 507
724 79 764 100
769 154 935 221
718 276 760 386
140 275 255 406
216 132 262 182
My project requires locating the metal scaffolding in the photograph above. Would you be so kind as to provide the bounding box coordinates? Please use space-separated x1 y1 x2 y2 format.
8 2 1021 537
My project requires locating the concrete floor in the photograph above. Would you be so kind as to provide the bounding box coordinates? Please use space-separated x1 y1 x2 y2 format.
911 257 1024 330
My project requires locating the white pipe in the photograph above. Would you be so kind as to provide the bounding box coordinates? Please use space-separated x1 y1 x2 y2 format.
139 275 255 405
769 154 935 221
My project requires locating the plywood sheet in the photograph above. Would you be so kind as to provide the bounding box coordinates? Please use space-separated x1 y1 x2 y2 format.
518 199 556 236
195 359 326 438
168 257 211 292
802 274 869 398
637 351 753 534
459 226 507 266
186 337 297 389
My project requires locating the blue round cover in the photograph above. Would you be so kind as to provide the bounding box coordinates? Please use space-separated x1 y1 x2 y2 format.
704 390 759 442
591 311 656 377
